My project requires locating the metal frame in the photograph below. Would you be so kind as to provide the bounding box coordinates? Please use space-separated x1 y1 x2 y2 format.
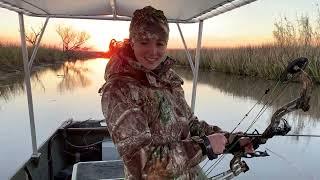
176 21 203 112
176 23 195 75
1 0 257 158
194 0 256 21
28 17 49 70
16 13 203 155
191 21 203 112
109 0 117 19
18 13 49 159
13 9 203 154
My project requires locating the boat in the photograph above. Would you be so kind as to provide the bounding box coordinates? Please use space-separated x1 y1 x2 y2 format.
11 119 124 180
0 0 258 179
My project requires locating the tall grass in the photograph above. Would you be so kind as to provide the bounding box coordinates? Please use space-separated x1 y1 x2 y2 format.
0 42 102 73
168 15 320 83
0 42 64 73
168 45 320 83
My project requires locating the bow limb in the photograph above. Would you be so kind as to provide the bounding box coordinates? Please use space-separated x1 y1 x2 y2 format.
261 63 313 141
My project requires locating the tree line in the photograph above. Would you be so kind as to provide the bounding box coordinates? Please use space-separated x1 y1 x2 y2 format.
25 24 91 58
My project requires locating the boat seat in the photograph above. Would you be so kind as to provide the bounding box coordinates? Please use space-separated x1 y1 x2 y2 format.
71 160 124 180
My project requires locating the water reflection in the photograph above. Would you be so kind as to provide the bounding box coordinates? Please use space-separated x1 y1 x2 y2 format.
0 60 92 102
0 79 24 102
1 63 319 133
57 61 92 92
174 67 320 135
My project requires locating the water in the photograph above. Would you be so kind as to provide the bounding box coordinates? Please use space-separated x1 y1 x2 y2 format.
0 58 319 180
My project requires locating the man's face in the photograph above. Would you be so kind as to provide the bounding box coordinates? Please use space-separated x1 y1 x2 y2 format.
131 35 168 70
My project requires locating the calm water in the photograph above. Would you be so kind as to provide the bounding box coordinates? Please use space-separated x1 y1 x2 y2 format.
0 58 319 180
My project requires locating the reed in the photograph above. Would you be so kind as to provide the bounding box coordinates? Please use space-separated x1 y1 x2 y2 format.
0 42 65 73
0 42 102 73
168 14 320 83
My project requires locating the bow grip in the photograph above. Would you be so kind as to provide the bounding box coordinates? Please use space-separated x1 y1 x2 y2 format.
200 136 218 160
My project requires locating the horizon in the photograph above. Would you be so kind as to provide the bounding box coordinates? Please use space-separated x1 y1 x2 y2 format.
0 0 319 52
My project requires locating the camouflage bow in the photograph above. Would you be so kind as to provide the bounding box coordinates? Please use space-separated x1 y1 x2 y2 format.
204 57 313 180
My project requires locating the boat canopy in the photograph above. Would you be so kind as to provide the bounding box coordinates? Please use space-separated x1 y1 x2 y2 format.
0 0 256 23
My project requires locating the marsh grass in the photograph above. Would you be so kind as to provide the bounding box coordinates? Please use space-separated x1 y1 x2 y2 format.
0 42 102 73
168 45 320 83
168 15 320 83
0 42 64 73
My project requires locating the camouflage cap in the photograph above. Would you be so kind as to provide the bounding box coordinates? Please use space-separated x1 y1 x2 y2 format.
129 6 169 42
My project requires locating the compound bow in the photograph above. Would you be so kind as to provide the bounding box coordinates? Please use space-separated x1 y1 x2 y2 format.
202 57 313 180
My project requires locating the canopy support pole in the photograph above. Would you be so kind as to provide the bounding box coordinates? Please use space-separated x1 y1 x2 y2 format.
110 0 117 19
176 23 195 75
18 12 41 161
28 17 49 70
191 20 203 112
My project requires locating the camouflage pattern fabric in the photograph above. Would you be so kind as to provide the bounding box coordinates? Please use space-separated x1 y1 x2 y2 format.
129 6 169 42
101 50 223 179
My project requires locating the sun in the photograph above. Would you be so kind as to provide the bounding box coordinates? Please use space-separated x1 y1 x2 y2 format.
65 19 131 52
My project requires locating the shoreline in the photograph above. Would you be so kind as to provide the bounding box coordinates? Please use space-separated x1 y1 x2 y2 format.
169 45 320 84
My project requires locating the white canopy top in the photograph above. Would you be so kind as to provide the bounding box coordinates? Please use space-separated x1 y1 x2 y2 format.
0 0 256 23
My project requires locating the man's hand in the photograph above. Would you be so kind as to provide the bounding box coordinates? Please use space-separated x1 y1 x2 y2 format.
207 133 228 154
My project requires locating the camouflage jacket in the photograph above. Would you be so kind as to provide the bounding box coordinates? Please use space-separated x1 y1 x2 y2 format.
101 50 223 179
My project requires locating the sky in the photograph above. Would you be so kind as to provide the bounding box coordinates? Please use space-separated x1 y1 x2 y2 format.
0 0 319 51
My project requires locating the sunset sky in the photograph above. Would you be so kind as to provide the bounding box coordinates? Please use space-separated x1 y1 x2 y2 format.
0 0 319 51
